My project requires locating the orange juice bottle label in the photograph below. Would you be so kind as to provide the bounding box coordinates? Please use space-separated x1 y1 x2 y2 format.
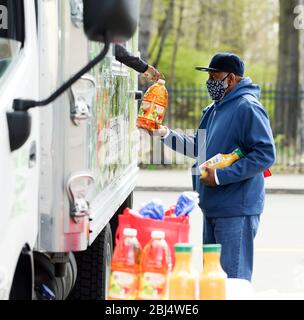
138 272 167 300
155 104 165 118
108 271 138 300
204 154 223 167
138 103 165 123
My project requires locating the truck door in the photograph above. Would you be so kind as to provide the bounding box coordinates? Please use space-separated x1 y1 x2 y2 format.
0 0 39 298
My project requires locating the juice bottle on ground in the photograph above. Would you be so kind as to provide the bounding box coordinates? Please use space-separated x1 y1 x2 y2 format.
199 148 244 179
137 79 168 131
108 228 141 300
169 244 198 300
199 244 227 300
138 231 172 300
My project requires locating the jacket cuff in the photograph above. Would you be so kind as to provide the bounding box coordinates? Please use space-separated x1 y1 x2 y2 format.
215 168 230 186
161 127 172 142
139 62 149 73
214 169 220 185
162 127 171 139
142 63 149 73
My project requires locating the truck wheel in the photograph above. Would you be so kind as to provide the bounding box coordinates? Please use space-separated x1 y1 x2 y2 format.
69 223 113 300
33 252 77 300
110 191 133 248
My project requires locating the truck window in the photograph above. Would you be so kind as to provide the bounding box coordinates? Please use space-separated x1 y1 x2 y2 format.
0 0 24 78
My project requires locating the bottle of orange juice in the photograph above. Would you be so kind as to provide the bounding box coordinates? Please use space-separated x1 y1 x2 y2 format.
108 228 141 300
199 244 227 300
138 231 172 300
137 79 168 131
200 148 244 179
169 244 197 300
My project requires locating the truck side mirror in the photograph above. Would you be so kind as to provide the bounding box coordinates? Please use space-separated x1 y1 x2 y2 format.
6 111 32 152
83 0 139 42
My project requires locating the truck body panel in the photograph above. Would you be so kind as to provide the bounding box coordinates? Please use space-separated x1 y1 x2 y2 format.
0 0 39 299
0 0 140 299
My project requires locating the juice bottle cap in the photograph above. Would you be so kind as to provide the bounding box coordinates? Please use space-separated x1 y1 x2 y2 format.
123 228 137 237
151 230 165 239
174 243 193 253
158 79 166 85
203 244 221 253
234 148 245 158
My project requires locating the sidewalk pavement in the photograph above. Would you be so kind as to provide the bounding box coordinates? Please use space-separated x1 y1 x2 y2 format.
135 169 304 194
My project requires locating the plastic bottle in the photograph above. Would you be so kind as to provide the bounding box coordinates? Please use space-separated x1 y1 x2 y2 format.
138 231 172 300
199 148 244 179
200 148 271 179
137 79 168 131
108 228 141 300
169 244 197 300
199 244 227 300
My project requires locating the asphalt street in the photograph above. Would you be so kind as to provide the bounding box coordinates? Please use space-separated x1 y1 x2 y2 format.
134 191 304 297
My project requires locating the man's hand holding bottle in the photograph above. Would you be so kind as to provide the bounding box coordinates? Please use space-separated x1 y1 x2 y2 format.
146 125 169 138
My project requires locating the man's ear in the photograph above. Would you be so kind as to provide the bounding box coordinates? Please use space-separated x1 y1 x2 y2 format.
228 73 236 85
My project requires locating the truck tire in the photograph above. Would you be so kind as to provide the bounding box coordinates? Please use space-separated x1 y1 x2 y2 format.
110 191 133 248
68 223 113 300
33 252 77 300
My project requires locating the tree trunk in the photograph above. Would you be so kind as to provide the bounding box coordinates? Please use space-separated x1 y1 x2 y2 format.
195 0 206 50
139 0 154 62
153 0 175 68
148 18 166 61
169 0 185 85
195 0 215 51
298 0 304 160
275 0 300 144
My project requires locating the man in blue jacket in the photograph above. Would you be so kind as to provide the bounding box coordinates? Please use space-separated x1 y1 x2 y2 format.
149 53 276 281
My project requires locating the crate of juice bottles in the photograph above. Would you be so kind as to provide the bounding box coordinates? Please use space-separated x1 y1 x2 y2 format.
108 229 228 300
114 192 199 267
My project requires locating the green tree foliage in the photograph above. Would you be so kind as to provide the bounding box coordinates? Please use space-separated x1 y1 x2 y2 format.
143 0 279 86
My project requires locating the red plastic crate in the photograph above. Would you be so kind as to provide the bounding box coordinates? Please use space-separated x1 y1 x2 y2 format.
115 209 190 266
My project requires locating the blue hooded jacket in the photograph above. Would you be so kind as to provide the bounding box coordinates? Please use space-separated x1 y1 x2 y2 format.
162 77 276 218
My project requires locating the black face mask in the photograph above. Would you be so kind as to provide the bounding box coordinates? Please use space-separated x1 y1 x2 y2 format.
206 74 230 101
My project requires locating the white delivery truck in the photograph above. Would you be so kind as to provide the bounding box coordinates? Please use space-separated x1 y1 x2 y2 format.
0 0 142 300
